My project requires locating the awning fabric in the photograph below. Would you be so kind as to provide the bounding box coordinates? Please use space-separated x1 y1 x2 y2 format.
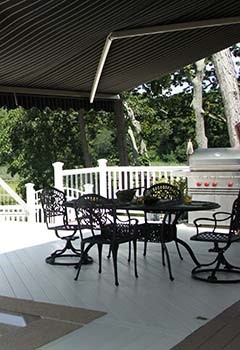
0 1 240 110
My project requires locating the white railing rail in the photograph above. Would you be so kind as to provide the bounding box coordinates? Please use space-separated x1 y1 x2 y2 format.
0 178 29 222
53 159 189 200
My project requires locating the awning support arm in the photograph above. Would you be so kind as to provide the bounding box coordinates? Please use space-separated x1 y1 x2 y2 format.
90 15 240 103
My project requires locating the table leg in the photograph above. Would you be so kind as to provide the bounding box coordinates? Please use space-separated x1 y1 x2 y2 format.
176 238 200 266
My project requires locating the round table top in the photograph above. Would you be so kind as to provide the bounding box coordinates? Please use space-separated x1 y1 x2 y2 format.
113 199 220 213
64 198 220 213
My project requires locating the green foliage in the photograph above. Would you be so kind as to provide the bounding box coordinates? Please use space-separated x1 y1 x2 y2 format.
125 90 195 164
0 107 84 195
83 109 118 165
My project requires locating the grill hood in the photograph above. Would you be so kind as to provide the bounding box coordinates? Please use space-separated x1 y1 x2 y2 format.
189 148 240 171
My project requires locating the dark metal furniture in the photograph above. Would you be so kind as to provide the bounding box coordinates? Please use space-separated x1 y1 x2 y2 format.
73 194 139 286
65 197 220 280
137 183 182 281
40 187 82 265
190 194 240 283
118 198 219 281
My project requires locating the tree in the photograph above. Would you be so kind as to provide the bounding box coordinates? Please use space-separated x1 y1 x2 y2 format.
123 100 149 165
212 48 240 147
0 107 84 195
191 59 208 148
78 109 92 167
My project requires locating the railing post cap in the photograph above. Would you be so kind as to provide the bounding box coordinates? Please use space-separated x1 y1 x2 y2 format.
52 161 64 167
25 183 35 188
98 159 107 167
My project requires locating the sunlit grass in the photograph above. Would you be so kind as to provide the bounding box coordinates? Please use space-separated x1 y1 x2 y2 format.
0 166 20 190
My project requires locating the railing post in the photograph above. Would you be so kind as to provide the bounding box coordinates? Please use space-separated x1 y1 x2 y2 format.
53 162 64 191
25 183 36 223
83 183 94 194
98 159 108 197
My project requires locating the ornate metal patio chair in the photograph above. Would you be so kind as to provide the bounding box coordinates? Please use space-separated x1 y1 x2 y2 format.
137 182 182 281
190 194 240 283
73 194 139 286
40 187 82 265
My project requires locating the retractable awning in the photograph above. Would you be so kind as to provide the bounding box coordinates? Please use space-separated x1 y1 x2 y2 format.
0 0 240 109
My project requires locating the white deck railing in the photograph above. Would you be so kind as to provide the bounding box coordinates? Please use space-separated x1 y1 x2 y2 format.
0 178 29 222
53 159 189 199
0 160 188 223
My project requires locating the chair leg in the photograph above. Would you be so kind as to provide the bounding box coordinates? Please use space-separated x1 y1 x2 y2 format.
191 251 240 283
133 239 138 278
74 243 94 281
162 242 174 281
46 229 82 266
161 242 165 266
107 246 111 259
111 244 119 286
128 241 131 262
207 255 222 282
107 243 131 263
97 244 103 273
175 241 183 260
143 239 148 256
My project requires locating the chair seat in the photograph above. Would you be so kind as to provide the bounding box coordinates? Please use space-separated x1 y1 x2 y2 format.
83 234 134 245
191 231 240 243
137 223 177 243
50 224 78 231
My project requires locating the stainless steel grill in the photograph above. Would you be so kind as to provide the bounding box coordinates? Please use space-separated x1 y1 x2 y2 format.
187 148 240 225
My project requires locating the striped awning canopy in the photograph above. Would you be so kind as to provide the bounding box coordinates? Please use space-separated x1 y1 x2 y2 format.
0 0 240 110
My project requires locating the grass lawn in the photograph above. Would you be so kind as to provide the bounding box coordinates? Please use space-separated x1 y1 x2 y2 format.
0 165 20 190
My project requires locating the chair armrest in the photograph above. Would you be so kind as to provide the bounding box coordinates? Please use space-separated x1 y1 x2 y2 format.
194 211 232 234
116 216 138 226
212 211 232 222
193 217 217 234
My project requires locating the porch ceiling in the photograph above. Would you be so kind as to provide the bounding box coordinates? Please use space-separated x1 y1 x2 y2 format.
0 1 240 108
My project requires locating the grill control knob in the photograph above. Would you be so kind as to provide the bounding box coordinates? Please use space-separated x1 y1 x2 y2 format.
204 182 209 187
228 182 233 187
212 182 217 187
196 182 202 187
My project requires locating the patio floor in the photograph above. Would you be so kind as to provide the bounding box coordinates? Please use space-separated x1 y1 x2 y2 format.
0 222 240 349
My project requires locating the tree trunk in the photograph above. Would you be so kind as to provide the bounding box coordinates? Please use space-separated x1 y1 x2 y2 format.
123 101 149 165
77 109 92 167
191 59 208 148
212 48 240 147
114 99 129 165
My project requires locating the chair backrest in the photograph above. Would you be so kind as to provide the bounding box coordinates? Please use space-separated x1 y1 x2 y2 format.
229 195 240 235
144 183 181 200
73 194 114 239
40 187 68 227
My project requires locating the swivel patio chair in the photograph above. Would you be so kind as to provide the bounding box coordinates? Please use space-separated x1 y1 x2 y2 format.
190 194 240 283
73 194 139 286
40 187 83 266
137 182 182 281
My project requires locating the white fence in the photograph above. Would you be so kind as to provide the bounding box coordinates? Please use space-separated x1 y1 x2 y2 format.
0 160 189 223
53 160 189 199
0 178 29 222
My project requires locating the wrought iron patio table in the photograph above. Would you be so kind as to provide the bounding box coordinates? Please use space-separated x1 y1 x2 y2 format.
65 198 220 267
115 199 220 266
